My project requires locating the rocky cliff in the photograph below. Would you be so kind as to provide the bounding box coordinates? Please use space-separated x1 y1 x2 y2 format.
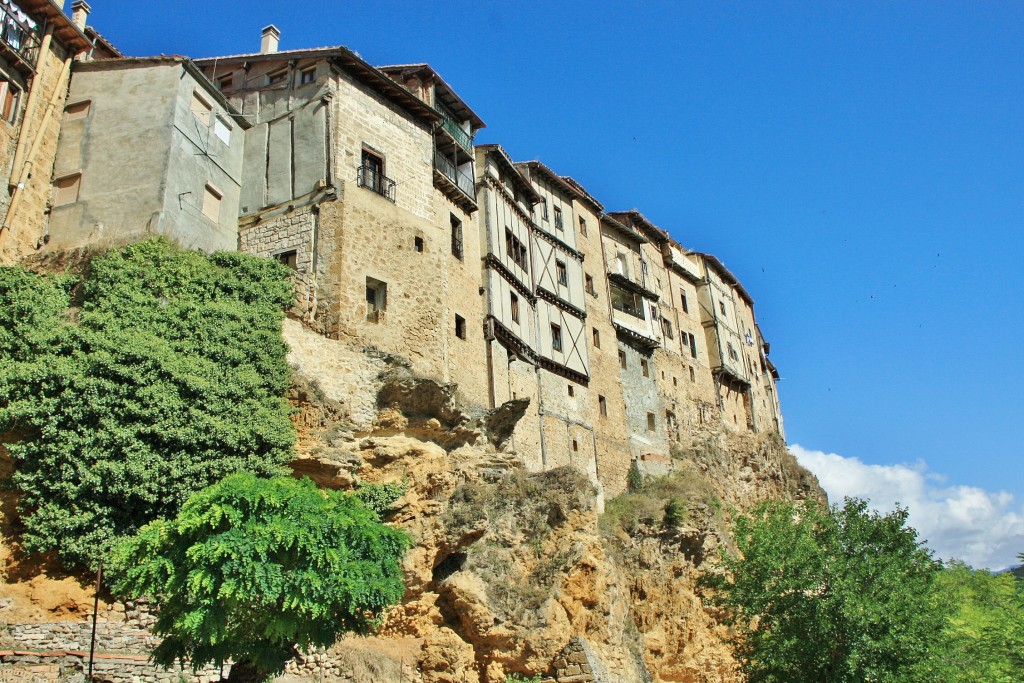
283 318 826 682
0 316 824 683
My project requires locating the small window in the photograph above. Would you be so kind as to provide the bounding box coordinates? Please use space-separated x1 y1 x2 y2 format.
53 173 81 206
618 349 626 369
556 260 567 286
191 90 212 126
300 67 316 85
572 438 579 452
661 316 673 337
641 358 650 378
366 277 387 323
647 412 656 431
64 100 90 122
567 384 575 397
673 376 678 387
578 216 587 236
680 293 689 313
1 80 20 123
213 115 231 144
414 236 424 252
202 183 222 221
267 69 288 86
455 314 467 339
719 300 727 316
541 198 549 219
598 395 607 417
551 323 562 352
689 366 695 382
585 274 595 296
510 293 520 323
728 342 739 361
275 250 298 270
451 214 463 260
218 75 233 91
553 206 563 230
592 327 600 348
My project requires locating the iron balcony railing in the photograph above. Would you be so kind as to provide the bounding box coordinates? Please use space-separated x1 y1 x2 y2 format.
356 165 396 202
433 152 475 199
439 114 473 153
0 3 41 67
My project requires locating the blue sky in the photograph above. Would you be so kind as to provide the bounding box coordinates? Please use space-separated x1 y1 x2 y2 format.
86 1 1024 568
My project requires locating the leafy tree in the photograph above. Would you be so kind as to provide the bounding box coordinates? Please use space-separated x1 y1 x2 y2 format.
705 498 947 683
929 559 1024 682
0 239 296 567
110 473 410 682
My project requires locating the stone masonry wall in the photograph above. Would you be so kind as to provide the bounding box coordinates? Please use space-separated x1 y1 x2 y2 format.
239 207 318 320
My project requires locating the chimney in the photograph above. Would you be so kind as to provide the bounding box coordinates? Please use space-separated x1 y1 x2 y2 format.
260 25 280 54
71 0 91 30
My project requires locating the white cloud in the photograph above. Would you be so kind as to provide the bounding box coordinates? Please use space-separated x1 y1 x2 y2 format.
791 444 1024 571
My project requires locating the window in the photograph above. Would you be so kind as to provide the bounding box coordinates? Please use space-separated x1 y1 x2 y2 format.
358 148 395 201
365 278 387 323
727 342 739 361
585 274 595 296
300 67 316 85
1 80 20 123
618 349 626 369
553 206 563 230
541 198 549 219
689 366 695 382
592 327 600 348
202 183 222 222
64 100 90 122
53 173 81 206
551 323 562 352
191 90 212 126
719 300 727 316
455 314 467 339
680 292 689 313
267 69 287 86
661 316 673 337
681 331 697 358
414 236 424 252
641 358 650 377
451 214 463 260
510 293 520 323
578 216 587 236
647 412 656 431
673 376 678 386
598 395 608 417
609 284 645 319
572 439 579 452
505 229 528 269
567 384 575 397
213 115 231 144
275 250 298 270
218 75 233 91
556 260 567 286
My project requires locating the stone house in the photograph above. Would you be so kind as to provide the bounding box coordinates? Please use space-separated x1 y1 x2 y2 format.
15 18 789 499
46 56 249 252
0 0 113 262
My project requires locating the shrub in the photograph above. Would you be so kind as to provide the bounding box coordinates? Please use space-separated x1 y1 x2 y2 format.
0 239 296 568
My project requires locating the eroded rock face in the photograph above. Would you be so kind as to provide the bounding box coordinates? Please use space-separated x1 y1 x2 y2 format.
278 321 826 683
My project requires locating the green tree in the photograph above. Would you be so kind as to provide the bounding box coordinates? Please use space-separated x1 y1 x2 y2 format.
930 559 1024 682
0 239 296 567
110 473 410 682
705 498 947 683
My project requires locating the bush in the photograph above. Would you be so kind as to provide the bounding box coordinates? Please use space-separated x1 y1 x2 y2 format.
0 239 296 568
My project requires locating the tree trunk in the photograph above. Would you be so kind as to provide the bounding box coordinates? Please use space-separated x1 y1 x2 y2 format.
226 660 265 683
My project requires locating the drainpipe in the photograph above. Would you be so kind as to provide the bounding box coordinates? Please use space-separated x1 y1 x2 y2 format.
1 47 75 245
7 26 54 185
526 205 548 469
481 174 497 409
